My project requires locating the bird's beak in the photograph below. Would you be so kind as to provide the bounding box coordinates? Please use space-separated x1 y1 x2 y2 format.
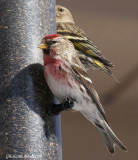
38 43 48 49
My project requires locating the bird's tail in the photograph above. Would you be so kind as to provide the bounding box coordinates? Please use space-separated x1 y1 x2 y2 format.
92 59 119 83
81 111 127 154
97 120 127 154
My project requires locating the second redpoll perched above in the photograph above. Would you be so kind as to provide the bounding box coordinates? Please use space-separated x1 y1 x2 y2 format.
38 34 127 154
56 5 118 81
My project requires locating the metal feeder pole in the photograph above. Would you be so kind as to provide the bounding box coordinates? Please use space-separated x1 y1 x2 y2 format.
0 0 62 159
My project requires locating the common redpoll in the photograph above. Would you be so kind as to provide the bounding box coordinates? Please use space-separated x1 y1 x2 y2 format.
38 34 127 154
56 5 117 81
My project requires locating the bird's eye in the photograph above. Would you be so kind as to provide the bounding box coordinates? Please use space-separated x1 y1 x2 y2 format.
52 40 57 44
59 8 64 12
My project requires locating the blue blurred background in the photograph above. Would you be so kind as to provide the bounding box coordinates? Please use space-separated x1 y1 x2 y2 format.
56 0 138 159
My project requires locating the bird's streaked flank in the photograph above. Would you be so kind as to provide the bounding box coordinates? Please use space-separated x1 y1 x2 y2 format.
56 5 118 82
38 34 127 154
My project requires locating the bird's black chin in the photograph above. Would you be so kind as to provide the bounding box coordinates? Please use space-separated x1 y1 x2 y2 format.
43 49 50 55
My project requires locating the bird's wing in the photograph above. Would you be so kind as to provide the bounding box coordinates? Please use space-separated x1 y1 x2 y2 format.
57 22 113 67
71 61 107 122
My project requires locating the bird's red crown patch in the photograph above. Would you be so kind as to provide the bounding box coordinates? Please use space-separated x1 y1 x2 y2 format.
43 34 59 40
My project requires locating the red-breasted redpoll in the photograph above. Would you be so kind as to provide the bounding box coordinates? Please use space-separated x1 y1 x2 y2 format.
38 34 127 154
56 5 118 81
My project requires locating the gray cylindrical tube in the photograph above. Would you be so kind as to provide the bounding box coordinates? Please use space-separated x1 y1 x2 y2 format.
0 0 62 159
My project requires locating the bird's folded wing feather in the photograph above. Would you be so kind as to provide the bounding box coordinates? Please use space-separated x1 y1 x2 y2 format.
71 63 107 122
57 22 113 67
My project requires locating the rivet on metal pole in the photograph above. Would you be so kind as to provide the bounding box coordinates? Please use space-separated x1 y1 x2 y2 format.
0 0 62 159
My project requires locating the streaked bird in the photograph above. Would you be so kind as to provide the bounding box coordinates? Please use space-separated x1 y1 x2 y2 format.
56 5 118 81
38 34 127 153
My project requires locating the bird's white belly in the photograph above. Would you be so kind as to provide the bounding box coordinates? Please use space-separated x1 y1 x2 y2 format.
46 69 90 111
47 72 70 100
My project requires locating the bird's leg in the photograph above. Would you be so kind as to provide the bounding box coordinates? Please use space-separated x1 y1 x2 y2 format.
47 98 74 116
